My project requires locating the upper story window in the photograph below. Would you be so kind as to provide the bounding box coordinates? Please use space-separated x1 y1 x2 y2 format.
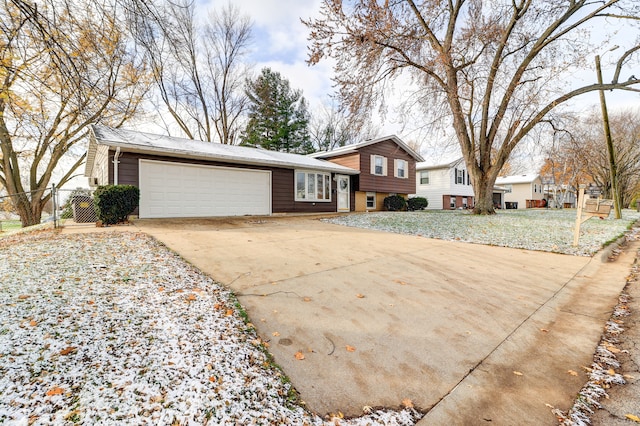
394 159 408 179
419 171 430 185
455 168 465 184
295 170 331 202
370 155 387 176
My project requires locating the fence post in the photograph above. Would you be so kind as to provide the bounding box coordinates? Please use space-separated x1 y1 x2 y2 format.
52 184 57 228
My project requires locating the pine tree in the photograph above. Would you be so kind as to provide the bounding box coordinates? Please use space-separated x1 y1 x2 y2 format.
242 68 312 153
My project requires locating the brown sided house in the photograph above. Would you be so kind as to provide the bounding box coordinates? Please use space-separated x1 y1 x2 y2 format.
84 125 359 218
309 136 424 211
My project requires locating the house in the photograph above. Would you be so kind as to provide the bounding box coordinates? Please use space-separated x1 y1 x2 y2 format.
495 174 544 209
543 185 577 208
84 125 359 218
309 136 424 211
413 158 474 209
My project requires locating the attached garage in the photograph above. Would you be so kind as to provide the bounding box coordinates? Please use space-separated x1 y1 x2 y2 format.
84 125 359 219
139 160 271 218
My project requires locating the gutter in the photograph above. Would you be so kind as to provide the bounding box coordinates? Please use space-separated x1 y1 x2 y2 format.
113 147 121 185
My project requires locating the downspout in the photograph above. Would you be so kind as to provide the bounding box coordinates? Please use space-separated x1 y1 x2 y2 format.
113 147 121 185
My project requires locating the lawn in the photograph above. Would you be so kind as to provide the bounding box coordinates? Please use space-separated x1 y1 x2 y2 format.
324 208 640 256
0 220 21 232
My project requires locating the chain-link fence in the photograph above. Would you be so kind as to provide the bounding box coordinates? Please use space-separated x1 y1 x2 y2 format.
0 186 99 232
0 187 55 232
55 187 97 227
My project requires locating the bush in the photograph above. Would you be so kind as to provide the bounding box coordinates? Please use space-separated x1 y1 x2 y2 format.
383 194 407 211
407 196 428 211
93 185 140 225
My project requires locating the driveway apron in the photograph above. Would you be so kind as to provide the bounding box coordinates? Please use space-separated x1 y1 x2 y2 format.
135 217 636 425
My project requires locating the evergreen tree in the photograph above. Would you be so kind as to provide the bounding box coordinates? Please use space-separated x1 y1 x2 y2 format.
242 68 313 153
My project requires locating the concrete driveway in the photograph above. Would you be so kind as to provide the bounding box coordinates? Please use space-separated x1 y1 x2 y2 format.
135 216 637 424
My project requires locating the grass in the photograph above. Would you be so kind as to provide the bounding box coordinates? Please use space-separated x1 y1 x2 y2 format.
0 220 21 232
325 208 640 256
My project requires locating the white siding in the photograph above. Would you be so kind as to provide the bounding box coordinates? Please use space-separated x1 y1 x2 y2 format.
414 160 474 209
503 177 544 208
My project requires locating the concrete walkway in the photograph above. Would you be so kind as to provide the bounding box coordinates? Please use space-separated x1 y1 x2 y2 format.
79 216 637 424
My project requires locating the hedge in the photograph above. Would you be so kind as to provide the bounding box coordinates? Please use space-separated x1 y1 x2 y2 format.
93 185 140 225
383 194 407 211
407 197 429 211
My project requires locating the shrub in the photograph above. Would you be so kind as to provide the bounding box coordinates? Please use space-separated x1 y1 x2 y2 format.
383 194 407 211
407 196 428 211
93 185 140 225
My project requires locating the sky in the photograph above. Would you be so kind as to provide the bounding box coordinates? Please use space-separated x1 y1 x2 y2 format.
200 1 639 149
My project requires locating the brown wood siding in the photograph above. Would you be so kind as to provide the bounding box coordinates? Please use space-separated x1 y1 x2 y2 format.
344 140 416 194
106 150 343 214
326 152 360 170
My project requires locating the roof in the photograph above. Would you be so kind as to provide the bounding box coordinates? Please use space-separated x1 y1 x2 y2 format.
308 135 424 162
495 174 541 185
85 125 360 177
415 157 464 171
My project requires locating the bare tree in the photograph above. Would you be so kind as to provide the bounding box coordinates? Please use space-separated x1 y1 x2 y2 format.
0 0 148 227
304 0 640 214
131 1 252 143
541 110 640 208
309 100 379 151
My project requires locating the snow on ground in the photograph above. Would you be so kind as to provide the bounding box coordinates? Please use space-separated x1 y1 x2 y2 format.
324 209 640 256
0 231 422 425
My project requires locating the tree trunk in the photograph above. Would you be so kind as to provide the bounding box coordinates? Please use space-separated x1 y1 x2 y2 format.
13 193 44 227
472 174 496 215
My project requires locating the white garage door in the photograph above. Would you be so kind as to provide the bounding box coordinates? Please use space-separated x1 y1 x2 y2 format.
139 160 271 218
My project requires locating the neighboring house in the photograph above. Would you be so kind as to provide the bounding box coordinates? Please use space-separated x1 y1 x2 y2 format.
495 174 544 209
413 158 474 209
309 136 424 211
84 125 359 218
544 185 577 208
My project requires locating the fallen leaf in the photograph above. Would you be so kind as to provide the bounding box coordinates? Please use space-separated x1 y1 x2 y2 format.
18 295 30 300
545 403 555 409
46 387 64 396
29 320 37 327
209 376 217 382
393 279 407 285
626 414 640 423
401 398 413 408
60 347 77 356
158 287 164 292
272 331 280 337
303 297 312 302
540 328 549 333
187 294 197 301
356 293 365 298
294 351 305 360
346 345 356 352
225 309 234 316
567 370 578 376
87 300 95 305
513 371 523 376
606 345 621 354
607 368 616 376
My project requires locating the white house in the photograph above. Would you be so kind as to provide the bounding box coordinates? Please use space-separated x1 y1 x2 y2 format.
414 158 474 209
495 174 544 209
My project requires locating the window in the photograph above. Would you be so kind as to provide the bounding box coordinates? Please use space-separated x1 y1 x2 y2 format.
455 168 464 184
394 159 408 178
505 184 512 193
366 192 376 209
370 155 387 176
462 197 468 208
450 196 456 209
295 171 331 201
420 171 430 185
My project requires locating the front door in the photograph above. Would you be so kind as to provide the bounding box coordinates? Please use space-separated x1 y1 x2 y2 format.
336 175 350 212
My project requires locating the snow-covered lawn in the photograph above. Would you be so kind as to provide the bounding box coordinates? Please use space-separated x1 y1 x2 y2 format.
324 209 640 256
0 231 421 425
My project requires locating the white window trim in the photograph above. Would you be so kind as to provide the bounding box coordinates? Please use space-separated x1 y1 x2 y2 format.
366 192 376 209
394 159 408 179
370 155 388 176
294 170 332 202
419 171 430 185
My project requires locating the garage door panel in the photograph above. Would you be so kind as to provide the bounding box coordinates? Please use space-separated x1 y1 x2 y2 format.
139 160 271 218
